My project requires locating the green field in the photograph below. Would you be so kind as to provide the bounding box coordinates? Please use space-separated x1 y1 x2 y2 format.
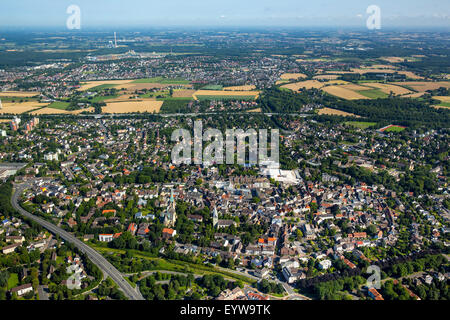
384 125 406 132
78 95 118 103
89 84 118 91
437 102 450 107
47 101 70 110
200 85 224 90
345 121 377 129
396 84 418 93
91 245 255 284
7 273 19 290
357 80 385 84
90 95 118 103
158 97 192 101
196 95 256 101
356 89 389 99
0 97 39 102
160 100 191 113
141 91 168 98
133 77 190 84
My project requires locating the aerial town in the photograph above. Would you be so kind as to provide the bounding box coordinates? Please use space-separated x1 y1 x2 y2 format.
0 23 449 302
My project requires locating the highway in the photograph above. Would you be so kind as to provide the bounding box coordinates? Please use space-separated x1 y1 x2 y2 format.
11 182 144 300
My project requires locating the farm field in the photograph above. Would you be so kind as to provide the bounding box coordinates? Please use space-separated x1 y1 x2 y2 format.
340 83 373 91
281 80 331 90
223 85 257 91
102 100 163 114
433 96 450 103
281 78 421 100
103 95 144 102
0 102 49 114
280 73 307 80
431 96 450 109
351 68 399 74
0 91 40 97
71 107 95 114
362 83 413 95
402 92 426 98
356 89 389 99
317 107 360 117
328 67 423 80
366 64 397 69
313 74 340 80
322 85 369 100
433 104 450 109
192 90 260 100
47 101 70 110
0 97 40 103
86 95 120 103
380 56 421 63
30 107 95 115
77 80 134 91
380 57 405 63
342 68 423 80
396 71 424 80
200 85 224 90
171 89 197 98
31 107 72 115
392 81 450 93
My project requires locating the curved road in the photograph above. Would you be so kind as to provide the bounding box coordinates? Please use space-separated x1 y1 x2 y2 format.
11 183 144 300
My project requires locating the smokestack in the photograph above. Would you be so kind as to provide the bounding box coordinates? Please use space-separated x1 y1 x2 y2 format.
114 32 117 48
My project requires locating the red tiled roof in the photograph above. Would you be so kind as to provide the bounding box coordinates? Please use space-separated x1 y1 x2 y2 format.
162 228 175 235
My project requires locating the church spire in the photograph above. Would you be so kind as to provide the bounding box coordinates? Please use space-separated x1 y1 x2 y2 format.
212 206 218 227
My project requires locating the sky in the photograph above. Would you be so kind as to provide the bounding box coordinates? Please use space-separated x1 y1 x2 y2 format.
0 0 449 29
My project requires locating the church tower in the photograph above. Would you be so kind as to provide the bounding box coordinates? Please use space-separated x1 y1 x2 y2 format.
212 206 218 227
163 189 177 227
